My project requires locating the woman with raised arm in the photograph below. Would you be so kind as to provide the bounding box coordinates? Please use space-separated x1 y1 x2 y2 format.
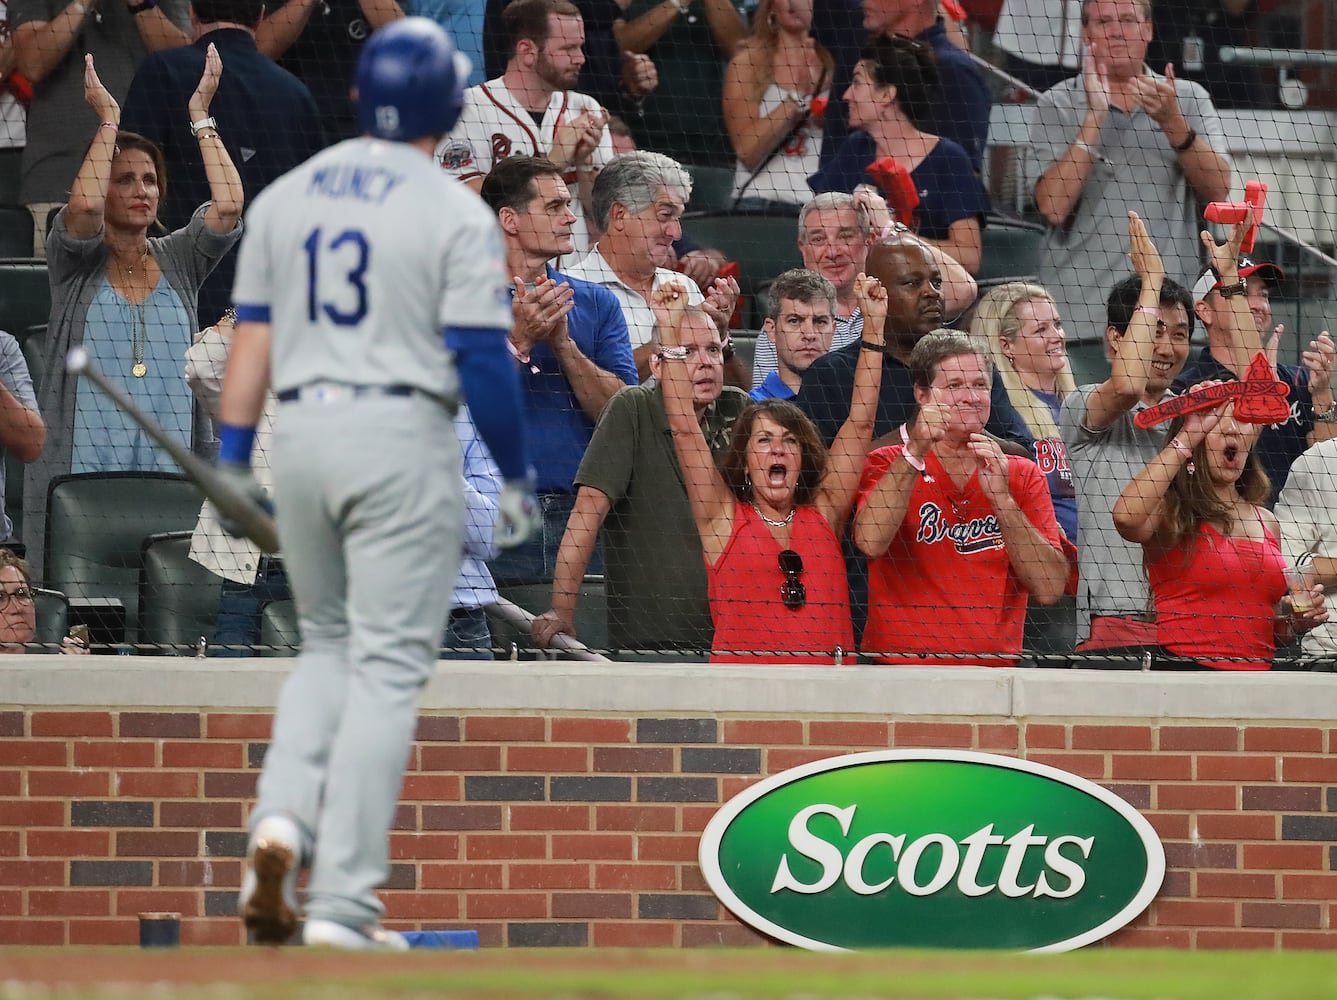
26 48 243 566
655 272 886 663
1113 400 1328 670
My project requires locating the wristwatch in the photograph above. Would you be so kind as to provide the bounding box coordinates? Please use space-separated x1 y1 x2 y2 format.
190 116 218 136
1313 401 1336 423
1217 279 1248 298
127 0 157 14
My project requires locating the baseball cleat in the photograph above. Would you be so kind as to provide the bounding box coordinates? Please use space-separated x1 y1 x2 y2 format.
303 918 410 952
239 816 302 945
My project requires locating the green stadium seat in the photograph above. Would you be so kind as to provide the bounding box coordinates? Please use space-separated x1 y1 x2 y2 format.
44 472 203 643
31 587 69 649
0 259 49 344
0 206 34 260
977 216 1046 291
684 164 738 215
680 213 803 328
0 150 22 205
139 530 221 653
259 598 299 656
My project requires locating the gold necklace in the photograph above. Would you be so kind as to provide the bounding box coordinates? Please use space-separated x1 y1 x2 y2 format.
112 246 151 377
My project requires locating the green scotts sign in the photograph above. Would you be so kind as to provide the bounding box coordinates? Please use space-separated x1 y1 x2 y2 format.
699 750 1164 952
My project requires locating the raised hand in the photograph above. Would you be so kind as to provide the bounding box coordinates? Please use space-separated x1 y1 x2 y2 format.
854 273 887 343
83 53 118 122
1128 211 1164 285
650 280 690 348
1198 216 1249 283
190 43 223 118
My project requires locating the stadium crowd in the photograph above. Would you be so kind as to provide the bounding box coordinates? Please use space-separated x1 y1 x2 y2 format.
0 0 1334 669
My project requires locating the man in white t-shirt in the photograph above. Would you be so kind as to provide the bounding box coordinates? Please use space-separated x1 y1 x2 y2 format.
436 0 611 255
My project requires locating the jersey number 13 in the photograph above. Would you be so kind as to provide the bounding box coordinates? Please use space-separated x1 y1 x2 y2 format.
304 227 371 326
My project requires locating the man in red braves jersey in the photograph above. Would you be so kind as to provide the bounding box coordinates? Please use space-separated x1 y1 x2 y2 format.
436 0 610 256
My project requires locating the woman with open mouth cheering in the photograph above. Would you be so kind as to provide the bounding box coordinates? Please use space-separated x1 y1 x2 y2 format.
655 272 886 663
1114 397 1328 669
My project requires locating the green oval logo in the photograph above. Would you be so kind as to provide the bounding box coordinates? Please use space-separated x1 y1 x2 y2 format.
699 750 1164 952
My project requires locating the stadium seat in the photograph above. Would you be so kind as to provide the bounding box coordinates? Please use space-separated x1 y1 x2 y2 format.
259 598 299 656
44 472 203 643
976 215 1046 291
681 213 803 327
0 258 49 344
684 164 738 215
139 530 221 652
0 150 21 205
489 575 607 656
0 205 34 259
31 587 69 649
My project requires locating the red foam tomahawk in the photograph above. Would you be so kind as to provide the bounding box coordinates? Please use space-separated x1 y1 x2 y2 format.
1134 351 1291 428
867 156 920 228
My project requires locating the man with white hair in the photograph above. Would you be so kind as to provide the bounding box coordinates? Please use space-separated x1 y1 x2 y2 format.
565 150 741 382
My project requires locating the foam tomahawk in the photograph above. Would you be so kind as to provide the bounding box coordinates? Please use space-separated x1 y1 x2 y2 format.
65 347 280 553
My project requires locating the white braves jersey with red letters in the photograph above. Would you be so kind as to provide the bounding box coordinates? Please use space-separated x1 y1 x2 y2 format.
435 77 613 254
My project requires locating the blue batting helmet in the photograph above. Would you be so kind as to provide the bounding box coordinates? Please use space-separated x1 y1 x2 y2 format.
355 18 467 142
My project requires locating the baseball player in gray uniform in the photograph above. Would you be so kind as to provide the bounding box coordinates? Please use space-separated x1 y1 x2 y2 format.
221 19 538 951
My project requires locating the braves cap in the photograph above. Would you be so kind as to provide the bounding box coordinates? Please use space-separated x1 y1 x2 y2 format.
1192 255 1286 303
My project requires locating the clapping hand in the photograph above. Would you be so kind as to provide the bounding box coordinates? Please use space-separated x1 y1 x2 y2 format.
968 433 1010 504
1081 42 1110 122
1134 63 1187 134
702 273 739 334
511 276 575 352
1303 330 1336 401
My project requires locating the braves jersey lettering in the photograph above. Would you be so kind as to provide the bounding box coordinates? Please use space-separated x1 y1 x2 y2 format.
915 501 1003 554
1033 437 1070 475
307 164 405 203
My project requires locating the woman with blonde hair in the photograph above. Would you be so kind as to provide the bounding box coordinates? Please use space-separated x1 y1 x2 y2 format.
975 281 1078 661
722 0 833 209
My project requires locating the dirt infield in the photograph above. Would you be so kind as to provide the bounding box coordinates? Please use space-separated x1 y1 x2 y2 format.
6 947 1337 1000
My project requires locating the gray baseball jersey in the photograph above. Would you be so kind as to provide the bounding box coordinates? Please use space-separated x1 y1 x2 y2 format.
233 136 508 933
233 136 510 397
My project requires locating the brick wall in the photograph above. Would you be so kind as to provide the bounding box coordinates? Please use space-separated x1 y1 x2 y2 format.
3 661 1337 949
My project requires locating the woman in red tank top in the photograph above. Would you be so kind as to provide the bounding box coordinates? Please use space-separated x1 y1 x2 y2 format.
655 273 887 663
1113 399 1329 669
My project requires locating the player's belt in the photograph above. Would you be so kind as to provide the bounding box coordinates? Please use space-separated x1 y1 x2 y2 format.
277 383 426 404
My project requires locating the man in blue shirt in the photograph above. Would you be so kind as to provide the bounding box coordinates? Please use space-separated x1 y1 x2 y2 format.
121 0 326 321
750 268 837 403
478 154 636 584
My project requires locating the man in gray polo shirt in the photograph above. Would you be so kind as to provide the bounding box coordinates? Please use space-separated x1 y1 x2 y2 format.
1029 0 1231 341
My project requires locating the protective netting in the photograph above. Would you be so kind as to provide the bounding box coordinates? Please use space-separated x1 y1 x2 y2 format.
1 0 1335 667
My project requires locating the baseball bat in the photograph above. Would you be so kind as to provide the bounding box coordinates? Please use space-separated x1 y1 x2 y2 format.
65 347 281 554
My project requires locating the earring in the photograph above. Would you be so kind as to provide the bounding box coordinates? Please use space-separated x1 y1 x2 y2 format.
744 472 753 495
